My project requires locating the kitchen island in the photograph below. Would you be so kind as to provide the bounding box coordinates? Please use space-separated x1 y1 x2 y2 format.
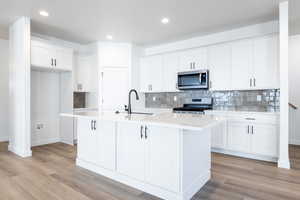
61 111 223 200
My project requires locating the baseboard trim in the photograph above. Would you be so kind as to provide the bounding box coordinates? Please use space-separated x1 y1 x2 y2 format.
289 139 300 146
0 135 8 142
183 171 210 200
8 144 32 157
31 138 60 147
278 159 291 169
212 148 278 163
76 158 191 200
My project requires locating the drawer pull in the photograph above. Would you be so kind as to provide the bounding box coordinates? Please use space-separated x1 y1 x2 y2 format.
245 118 256 121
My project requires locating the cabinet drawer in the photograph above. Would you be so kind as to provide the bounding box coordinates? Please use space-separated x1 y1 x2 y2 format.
227 113 278 125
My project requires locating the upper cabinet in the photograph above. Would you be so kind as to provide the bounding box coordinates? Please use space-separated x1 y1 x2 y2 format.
162 53 180 92
140 55 163 93
231 39 253 90
31 40 73 71
98 43 131 67
140 34 279 92
230 35 279 90
252 35 279 89
179 47 207 71
208 43 232 91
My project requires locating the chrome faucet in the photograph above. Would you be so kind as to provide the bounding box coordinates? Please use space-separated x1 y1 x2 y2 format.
127 89 139 114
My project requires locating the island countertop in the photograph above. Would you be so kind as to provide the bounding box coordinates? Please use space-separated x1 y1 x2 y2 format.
60 111 224 131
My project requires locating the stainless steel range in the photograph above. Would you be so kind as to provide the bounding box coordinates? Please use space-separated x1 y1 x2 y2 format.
173 98 213 114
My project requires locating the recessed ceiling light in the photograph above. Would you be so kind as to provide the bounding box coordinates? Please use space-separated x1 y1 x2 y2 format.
106 35 113 40
161 17 169 24
39 10 49 17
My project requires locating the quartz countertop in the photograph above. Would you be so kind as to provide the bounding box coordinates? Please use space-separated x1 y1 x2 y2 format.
60 111 224 131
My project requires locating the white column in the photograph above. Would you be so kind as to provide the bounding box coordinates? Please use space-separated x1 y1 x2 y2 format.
278 1 290 169
8 17 32 157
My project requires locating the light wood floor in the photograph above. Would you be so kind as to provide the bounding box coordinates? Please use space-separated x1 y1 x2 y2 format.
0 142 300 200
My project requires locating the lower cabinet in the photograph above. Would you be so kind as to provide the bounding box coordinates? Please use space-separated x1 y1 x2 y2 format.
227 121 278 158
250 124 278 157
145 125 180 193
206 111 279 161
117 122 180 193
77 118 116 170
227 122 251 153
117 122 146 181
77 118 98 164
211 120 227 149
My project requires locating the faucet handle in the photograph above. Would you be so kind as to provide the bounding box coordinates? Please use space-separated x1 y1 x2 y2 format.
124 105 128 111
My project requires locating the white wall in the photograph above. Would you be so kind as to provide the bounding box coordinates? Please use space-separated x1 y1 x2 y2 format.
0 39 9 141
289 35 300 145
31 71 60 146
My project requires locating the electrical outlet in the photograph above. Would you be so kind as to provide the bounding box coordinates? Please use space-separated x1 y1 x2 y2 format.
257 95 262 102
174 96 177 102
152 96 156 102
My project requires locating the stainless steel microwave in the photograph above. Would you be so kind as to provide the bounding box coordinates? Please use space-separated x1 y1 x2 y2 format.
177 70 209 90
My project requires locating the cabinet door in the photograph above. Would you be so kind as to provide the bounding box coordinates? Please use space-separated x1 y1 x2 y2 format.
97 120 116 170
227 122 250 153
208 44 231 90
253 35 279 89
179 48 207 71
117 122 145 181
251 124 278 157
101 68 128 111
231 40 253 90
31 41 53 68
145 125 180 193
140 56 163 92
162 53 179 92
211 120 227 149
77 118 97 164
75 56 92 92
194 47 208 70
179 49 195 71
55 47 73 71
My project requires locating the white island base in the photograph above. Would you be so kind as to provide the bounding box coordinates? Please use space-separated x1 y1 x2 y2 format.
71 112 217 200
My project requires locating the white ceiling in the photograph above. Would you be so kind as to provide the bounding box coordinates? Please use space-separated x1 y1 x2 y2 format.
0 0 299 46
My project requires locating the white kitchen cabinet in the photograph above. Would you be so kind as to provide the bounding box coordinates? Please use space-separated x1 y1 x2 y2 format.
100 68 129 111
74 55 98 92
253 35 279 89
97 120 116 170
98 43 131 67
251 124 278 157
162 53 179 92
31 41 55 69
208 43 232 91
145 125 180 193
179 47 207 71
55 47 73 71
31 39 73 71
227 121 251 153
140 55 163 92
77 118 98 164
211 120 227 149
117 122 145 181
231 39 253 90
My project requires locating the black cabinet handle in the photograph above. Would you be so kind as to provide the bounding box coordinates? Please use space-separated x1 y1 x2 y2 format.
140 126 144 139
55 59 57 66
93 120 96 130
51 58 53 66
91 120 93 130
247 125 249 134
251 126 254 134
145 126 148 139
